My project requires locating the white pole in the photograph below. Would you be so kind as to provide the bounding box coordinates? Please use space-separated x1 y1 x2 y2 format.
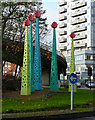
71 84 74 110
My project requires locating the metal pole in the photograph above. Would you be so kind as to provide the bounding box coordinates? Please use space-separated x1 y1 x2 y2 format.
71 84 74 110
90 77 91 90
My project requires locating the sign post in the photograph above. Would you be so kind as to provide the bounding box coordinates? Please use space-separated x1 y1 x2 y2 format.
69 73 77 110
71 83 73 110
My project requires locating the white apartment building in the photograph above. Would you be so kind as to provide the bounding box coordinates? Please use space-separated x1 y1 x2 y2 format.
58 0 95 82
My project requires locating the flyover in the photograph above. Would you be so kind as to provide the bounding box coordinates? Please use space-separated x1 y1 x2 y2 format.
2 40 67 82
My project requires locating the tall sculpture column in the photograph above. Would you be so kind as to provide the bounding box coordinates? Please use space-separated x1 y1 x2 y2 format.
28 14 35 92
50 22 58 91
34 10 42 90
21 19 31 95
69 32 76 92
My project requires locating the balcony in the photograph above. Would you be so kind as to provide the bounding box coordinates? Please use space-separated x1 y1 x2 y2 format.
71 10 87 17
85 60 95 65
71 18 87 25
74 34 87 40
58 30 67 35
59 22 67 28
71 0 79 2
58 1 67 6
58 37 67 43
59 44 67 50
74 42 87 48
72 26 87 32
71 2 87 10
59 15 67 21
59 7 67 13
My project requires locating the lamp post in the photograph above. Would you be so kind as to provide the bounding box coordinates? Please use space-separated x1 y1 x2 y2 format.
69 32 76 92
21 19 31 95
34 10 42 90
50 22 58 91
87 65 92 90
27 14 35 92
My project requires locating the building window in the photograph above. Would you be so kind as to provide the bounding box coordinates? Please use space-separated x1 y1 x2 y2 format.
67 13 69 16
66 57 70 63
91 17 93 23
75 55 85 62
67 5 69 8
67 67 70 71
93 55 95 60
75 66 78 71
87 55 91 60
87 6 90 9
88 23 90 25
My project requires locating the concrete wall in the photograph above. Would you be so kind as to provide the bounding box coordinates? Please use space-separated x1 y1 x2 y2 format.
42 69 50 86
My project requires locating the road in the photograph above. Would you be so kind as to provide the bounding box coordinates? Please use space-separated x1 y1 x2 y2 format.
74 116 95 120
2 116 95 120
79 86 95 90
2 111 95 120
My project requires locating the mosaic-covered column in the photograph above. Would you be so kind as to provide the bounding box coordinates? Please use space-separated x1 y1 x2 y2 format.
21 19 31 95
50 22 58 91
27 14 35 92
69 32 76 92
34 10 42 90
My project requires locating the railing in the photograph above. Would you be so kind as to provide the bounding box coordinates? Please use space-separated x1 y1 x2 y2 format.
59 7 67 13
58 43 67 50
71 0 79 2
59 16 67 21
71 2 87 10
85 60 95 65
74 42 86 48
74 34 87 40
72 18 87 25
71 10 87 17
40 42 65 59
58 37 67 43
58 1 67 6
58 30 67 35
72 26 87 32
59 22 67 28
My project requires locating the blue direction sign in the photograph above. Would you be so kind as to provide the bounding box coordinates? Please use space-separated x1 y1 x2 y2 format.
69 73 77 84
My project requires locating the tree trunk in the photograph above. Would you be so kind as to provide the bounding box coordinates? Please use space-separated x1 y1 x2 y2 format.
2 61 6 79
3 61 6 67
14 64 18 80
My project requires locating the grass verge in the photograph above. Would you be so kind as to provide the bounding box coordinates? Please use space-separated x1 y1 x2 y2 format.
2 89 95 113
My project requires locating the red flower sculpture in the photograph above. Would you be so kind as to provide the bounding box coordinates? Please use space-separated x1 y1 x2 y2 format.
27 14 34 21
70 32 75 38
51 22 58 28
23 19 30 26
34 10 41 18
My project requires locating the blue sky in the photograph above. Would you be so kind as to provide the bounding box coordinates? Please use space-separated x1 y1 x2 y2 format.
42 0 58 45
42 0 58 28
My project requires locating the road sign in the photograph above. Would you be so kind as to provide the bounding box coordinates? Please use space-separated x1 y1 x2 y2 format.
69 73 77 111
69 73 77 84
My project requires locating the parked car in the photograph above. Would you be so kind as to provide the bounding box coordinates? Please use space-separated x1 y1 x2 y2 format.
76 81 81 88
85 81 95 88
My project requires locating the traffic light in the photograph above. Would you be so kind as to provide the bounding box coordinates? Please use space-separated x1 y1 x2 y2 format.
88 67 92 76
